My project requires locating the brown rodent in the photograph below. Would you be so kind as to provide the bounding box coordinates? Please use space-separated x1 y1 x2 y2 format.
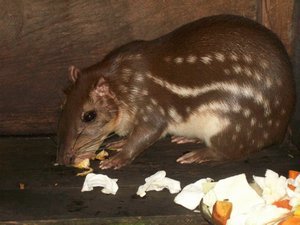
57 15 296 169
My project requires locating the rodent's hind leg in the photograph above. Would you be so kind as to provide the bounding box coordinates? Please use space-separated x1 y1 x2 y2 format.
176 147 224 164
171 136 203 144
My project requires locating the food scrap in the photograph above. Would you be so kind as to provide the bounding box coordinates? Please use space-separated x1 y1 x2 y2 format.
74 158 93 176
136 170 181 197
212 200 233 225
19 183 25 190
81 173 119 195
173 169 300 225
95 150 109 161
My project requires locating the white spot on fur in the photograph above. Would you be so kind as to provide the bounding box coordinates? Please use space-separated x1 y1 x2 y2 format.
186 55 197 63
122 68 132 82
200 56 212 64
243 108 251 118
274 99 280 107
263 132 269 139
131 86 140 95
119 85 128 93
281 109 286 115
243 55 252 63
135 54 142 60
146 105 153 112
250 118 256 126
260 60 269 69
254 71 262 81
266 78 272 88
235 124 241 132
122 68 132 74
224 69 230 75
233 65 242 74
135 72 144 82
159 106 165 116
230 53 238 61
168 107 182 122
215 53 225 62
232 104 242 113
244 67 252 77
239 144 244 149
143 115 149 122
267 120 273 126
174 57 184 64
275 121 280 127
150 98 158 106
141 89 148 96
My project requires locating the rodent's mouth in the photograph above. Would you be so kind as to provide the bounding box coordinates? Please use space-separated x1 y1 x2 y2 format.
74 152 96 164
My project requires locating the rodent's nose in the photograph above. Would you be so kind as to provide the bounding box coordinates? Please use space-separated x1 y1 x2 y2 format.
56 151 74 166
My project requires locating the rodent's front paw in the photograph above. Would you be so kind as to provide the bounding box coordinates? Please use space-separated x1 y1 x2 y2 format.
99 152 131 170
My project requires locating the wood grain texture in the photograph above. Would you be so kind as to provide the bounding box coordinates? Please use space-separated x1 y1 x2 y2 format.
0 0 263 135
258 0 295 55
0 137 299 223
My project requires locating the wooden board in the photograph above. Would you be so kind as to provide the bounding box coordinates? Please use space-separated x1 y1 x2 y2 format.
257 0 295 55
0 137 299 224
0 0 258 135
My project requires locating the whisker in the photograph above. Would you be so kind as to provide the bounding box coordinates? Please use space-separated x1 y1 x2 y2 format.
76 132 118 153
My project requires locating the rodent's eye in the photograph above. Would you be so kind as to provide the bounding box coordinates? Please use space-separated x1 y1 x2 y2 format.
82 110 97 123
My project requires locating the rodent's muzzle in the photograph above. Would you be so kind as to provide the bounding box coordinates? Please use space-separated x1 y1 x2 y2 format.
56 142 75 166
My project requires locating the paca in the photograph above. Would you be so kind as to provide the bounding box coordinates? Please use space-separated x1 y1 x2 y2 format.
57 15 296 169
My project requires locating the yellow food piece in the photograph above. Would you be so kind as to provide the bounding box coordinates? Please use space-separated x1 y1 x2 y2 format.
76 167 93 176
95 150 109 161
74 158 93 176
294 206 300 216
212 200 233 225
74 158 90 169
279 216 300 225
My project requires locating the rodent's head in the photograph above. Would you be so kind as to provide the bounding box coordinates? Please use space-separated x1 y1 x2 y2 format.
57 66 119 166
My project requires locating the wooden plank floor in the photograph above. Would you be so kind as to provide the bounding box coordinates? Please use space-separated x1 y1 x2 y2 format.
0 136 299 224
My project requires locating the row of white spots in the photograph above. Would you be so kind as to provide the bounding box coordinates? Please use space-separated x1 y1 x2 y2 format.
224 65 283 89
125 54 143 61
163 53 277 89
164 52 255 65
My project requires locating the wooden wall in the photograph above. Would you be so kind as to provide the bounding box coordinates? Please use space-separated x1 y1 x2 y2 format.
0 0 296 135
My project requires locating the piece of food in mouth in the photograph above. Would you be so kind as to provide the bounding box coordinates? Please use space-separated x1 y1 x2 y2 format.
74 158 94 176
72 149 110 176
95 150 109 161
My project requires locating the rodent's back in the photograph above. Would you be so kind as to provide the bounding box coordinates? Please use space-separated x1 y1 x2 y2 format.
130 15 295 150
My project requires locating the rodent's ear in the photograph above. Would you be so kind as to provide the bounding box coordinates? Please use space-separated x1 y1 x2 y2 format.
68 65 81 83
94 77 116 99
